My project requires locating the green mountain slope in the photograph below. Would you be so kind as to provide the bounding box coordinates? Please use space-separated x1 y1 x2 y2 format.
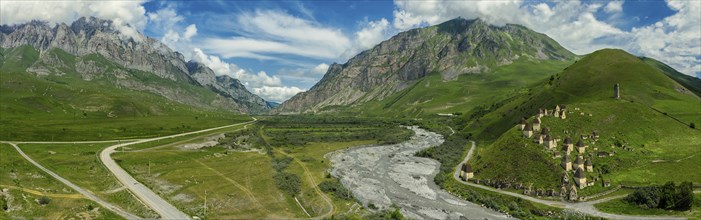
469 49 701 194
641 57 701 97
325 58 574 117
0 46 248 141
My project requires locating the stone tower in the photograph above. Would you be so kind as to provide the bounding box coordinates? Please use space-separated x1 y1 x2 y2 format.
614 83 620 99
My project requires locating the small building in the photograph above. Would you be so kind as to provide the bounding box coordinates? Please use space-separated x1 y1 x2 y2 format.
561 156 572 171
544 135 556 149
574 156 585 170
534 134 543 144
518 118 527 130
538 108 546 117
460 163 474 181
553 151 562 158
541 127 550 136
597 151 609 157
560 185 568 198
576 140 587 154
560 110 567 119
614 83 620 99
585 158 593 172
533 117 541 131
523 123 533 138
561 171 569 184
555 105 561 113
563 137 573 153
574 167 587 189
603 180 611 187
568 184 578 201
591 131 599 140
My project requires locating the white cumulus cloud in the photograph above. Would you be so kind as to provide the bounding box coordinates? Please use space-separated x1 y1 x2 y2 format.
0 0 148 40
252 86 305 103
389 0 700 76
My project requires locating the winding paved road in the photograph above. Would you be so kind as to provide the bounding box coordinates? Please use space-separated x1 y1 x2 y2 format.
454 141 686 220
5 143 140 219
100 118 257 219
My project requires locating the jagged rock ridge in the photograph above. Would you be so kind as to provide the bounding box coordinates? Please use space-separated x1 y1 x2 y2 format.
0 17 269 113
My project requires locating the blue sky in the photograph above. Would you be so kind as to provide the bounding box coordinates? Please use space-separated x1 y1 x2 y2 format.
1 0 699 102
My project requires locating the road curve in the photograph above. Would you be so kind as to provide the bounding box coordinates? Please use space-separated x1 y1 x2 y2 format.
100 118 257 220
7 143 140 219
453 141 685 220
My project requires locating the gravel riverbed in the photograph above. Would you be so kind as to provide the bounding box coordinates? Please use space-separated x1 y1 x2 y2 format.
328 126 510 219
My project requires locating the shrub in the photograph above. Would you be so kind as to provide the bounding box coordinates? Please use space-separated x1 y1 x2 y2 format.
624 181 694 210
38 196 51 205
690 123 696 129
318 180 353 200
273 172 301 195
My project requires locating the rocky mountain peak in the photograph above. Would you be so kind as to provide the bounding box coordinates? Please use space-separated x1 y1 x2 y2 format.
277 17 577 113
1 16 271 113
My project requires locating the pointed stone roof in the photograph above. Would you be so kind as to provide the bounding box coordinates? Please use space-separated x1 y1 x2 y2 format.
575 156 584 165
520 118 527 124
461 163 473 172
574 167 586 178
542 127 550 134
585 158 592 166
544 135 552 141
562 156 570 163
576 140 585 147
534 117 541 124
564 137 573 144
561 144 570 151
524 123 533 131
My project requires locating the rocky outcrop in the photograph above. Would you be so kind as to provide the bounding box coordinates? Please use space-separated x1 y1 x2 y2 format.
277 18 576 113
0 17 271 113
186 61 272 112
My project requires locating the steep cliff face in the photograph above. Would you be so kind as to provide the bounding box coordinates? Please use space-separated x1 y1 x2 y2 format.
0 17 270 113
186 61 272 112
277 18 576 113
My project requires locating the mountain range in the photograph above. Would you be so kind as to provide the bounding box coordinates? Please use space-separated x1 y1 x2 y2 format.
0 17 271 113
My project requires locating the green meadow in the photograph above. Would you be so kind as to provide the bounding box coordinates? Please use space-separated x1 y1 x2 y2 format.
17 143 158 218
0 143 121 219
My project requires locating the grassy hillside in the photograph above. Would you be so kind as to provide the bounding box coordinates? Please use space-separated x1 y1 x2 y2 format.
641 57 701 97
321 58 574 118
470 49 701 193
0 46 248 141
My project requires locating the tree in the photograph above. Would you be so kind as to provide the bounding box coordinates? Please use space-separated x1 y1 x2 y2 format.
690 123 696 129
676 181 694 210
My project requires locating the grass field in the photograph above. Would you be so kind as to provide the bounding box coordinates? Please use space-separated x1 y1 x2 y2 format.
273 141 377 217
0 143 121 219
17 142 158 218
109 116 412 218
594 193 701 220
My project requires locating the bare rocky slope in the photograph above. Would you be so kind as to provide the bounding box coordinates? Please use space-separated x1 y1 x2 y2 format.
0 17 270 113
277 18 576 113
